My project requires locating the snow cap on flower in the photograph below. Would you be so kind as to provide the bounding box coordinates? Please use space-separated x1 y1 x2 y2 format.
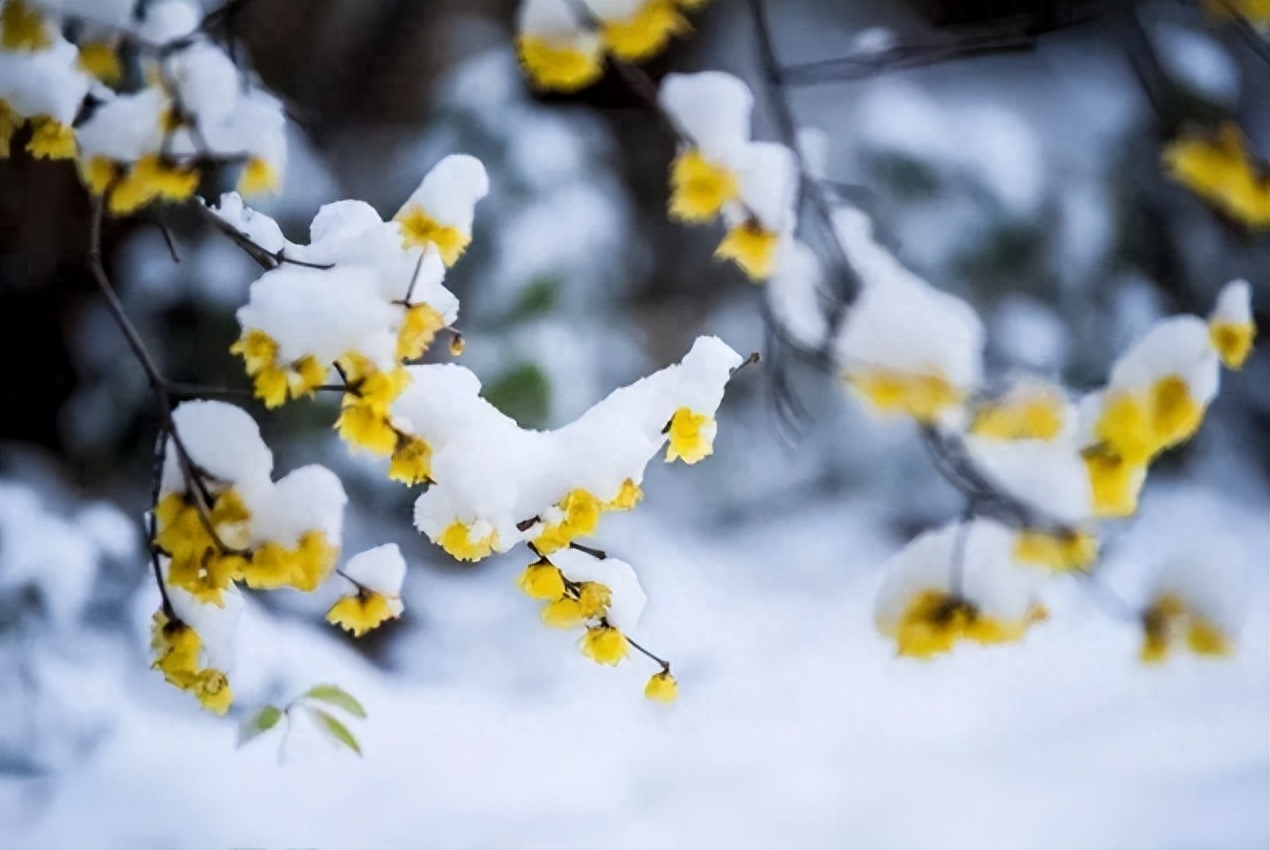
1208 278 1255 369
401 336 742 561
659 71 753 163
964 436 1093 526
326 543 407 637
134 0 200 44
340 543 407 598
1140 537 1247 663
160 400 274 493
831 207 984 424
395 154 490 266
874 519 1047 658
516 0 604 92
550 546 647 632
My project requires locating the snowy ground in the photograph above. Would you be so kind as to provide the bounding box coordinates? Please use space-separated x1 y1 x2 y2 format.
5 471 1266 849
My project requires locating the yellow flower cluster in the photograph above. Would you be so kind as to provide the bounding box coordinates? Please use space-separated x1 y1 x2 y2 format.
519 556 627 663
80 153 201 216
153 490 338 605
1139 593 1232 664
885 590 1047 659
533 481 643 555
516 0 702 93
0 101 75 161
1162 122 1270 229
150 611 233 714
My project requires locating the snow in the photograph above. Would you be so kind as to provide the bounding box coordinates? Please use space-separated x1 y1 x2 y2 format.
731 141 799 232
1211 279 1252 326
659 71 754 163
550 547 646 632
1108 315 1221 405
831 207 985 391
7 481 1263 849
400 335 743 553
341 544 407 598
398 153 491 234
162 400 273 492
766 239 830 351
965 436 1094 525
0 34 91 124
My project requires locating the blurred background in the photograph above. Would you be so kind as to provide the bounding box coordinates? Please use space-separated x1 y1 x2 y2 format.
1 0 1267 847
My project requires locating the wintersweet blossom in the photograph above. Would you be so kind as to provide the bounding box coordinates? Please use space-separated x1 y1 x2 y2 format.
394 154 490 266
0 11 90 161
327 544 407 637
831 208 984 424
583 0 690 62
1162 122 1270 228
874 520 1047 658
1208 279 1256 369
516 0 604 92
644 670 678 702
1139 545 1246 663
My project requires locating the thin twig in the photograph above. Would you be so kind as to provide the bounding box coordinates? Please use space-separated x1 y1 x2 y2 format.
624 631 671 670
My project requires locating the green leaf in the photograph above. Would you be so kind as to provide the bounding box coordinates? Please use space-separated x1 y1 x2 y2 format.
237 705 283 747
311 708 361 756
484 362 551 428
506 276 560 323
304 684 367 719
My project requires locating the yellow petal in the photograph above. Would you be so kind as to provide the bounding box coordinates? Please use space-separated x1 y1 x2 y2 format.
848 369 963 425
715 221 780 280
541 596 586 629
437 521 498 562
644 670 678 703
1209 320 1255 370
518 560 567 600
1012 530 1099 572
580 624 628 665
600 0 689 61
664 407 715 464
669 148 739 223
25 116 76 160
389 435 433 486
327 591 401 637
516 33 604 92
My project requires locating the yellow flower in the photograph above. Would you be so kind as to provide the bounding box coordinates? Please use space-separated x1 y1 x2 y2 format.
193 669 233 714
395 204 470 266
326 590 402 637
599 0 689 62
231 329 279 374
644 670 678 703
1013 529 1099 572
887 590 1039 659
0 0 51 51
970 393 1064 441
238 531 336 592
848 369 963 425
397 302 446 361
78 154 120 194
254 365 290 408
576 581 611 619
238 157 279 195
287 355 327 400
664 406 716 464
518 559 567 600
1093 391 1153 464
1209 321 1255 370
1203 0 1270 26
77 40 123 85
25 116 75 160
1141 593 1233 664
1083 447 1146 518
606 478 643 511
669 148 739 223
150 611 234 714
437 521 498 562
533 488 603 554
1148 375 1204 451
109 154 200 216
1 100 20 159
541 596 586 628
151 611 201 685
292 531 339 591
336 399 399 456
715 220 780 280
516 34 604 92
389 434 433 485
580 624 628 665
1162 122 1270 228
